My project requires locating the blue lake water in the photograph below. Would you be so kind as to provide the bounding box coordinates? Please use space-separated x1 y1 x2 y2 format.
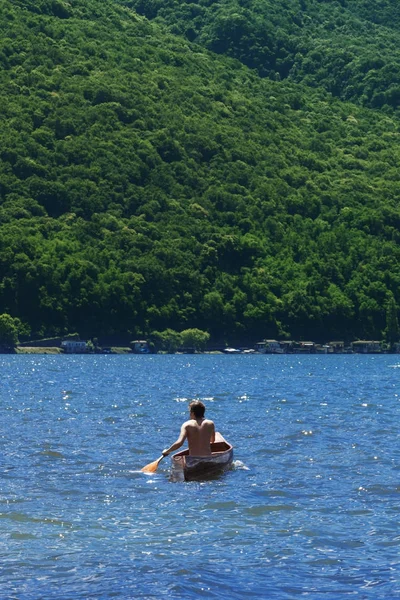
1 354 400 599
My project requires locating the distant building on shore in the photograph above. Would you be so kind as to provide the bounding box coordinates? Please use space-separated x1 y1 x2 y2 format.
255 340 284 353
130 340 150 354
351 341 381 353
61 340 87 354
296 341 316 353
328 341 345 353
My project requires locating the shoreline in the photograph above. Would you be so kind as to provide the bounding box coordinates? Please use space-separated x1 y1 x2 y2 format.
12 347 399 355
15 346 132 354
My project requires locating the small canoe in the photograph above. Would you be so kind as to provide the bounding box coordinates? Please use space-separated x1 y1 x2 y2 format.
171 432 233 481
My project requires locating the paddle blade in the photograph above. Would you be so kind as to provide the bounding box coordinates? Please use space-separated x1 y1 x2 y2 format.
141 455 164 473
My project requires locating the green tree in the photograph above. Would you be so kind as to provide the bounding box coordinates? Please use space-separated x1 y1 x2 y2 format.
0 313 19 348
151 329 182 353
181 328 210 351
384 294 399 348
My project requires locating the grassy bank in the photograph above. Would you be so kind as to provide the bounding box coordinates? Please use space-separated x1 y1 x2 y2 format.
16 347 63 354
15 346 132 354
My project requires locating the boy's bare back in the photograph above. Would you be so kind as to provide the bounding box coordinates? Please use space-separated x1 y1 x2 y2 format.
184 418 215 455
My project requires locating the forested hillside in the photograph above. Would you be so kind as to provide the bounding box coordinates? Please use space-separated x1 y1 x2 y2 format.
1 0 400 345
122 0 400 111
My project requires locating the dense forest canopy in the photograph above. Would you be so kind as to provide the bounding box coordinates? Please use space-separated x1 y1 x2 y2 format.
0 0 400 345
120 0 400 111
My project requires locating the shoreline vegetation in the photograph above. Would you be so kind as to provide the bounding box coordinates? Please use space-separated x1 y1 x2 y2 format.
11 349 400 355
11 344 400 355
7 330 399 355
2 330 399 355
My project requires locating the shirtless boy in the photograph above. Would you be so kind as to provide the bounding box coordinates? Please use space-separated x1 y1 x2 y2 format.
162 400 215 457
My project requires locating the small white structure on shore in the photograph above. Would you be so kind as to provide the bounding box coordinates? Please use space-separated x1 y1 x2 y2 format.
131 340 150 354
255 340 284 354
61 340 87 354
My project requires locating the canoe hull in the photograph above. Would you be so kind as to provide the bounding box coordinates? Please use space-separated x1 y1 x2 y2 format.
171 432 233 481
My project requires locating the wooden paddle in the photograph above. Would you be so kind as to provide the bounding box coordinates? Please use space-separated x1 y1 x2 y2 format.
141 454 165 473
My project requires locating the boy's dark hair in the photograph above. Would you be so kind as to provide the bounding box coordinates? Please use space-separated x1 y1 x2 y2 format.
189 400 206 418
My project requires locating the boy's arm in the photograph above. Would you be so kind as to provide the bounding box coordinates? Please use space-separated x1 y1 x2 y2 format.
162 423 188 456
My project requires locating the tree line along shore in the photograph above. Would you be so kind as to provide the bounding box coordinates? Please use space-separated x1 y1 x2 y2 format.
9 337 400 355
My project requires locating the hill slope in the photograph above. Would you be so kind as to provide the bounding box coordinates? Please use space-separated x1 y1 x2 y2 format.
0 0 400 344
120 0 400 111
